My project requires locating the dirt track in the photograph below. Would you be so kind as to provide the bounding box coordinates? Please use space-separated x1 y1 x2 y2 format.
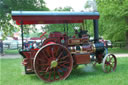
0 53 128 59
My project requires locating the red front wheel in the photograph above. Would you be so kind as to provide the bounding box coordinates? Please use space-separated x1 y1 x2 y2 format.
102 54 117 73
33 44 73 82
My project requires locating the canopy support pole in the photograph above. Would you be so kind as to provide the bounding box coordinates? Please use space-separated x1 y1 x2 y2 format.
66 23 68 36
64 24 65 32
21 21 24 50
83 20 85 30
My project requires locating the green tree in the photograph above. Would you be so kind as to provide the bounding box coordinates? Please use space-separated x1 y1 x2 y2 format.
0 0 49 39
96 0 128 48
54 6 73 11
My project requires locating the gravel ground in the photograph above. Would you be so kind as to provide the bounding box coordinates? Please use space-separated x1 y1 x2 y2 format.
0 53 128 59
114 53 128 57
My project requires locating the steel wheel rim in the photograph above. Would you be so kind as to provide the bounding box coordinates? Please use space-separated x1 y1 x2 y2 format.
33 44 73 82
102 54 117 73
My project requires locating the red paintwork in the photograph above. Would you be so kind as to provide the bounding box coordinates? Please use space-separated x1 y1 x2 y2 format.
68 38 89 45
22 51 32 58
22 58 28 66
43 32 64 45
43 38 58 45
40 32 46 38
21 50 38 72
45 42 56 45
31 48 39 51
12 15 99 25
22 49 38 58
73 53 90 64
96 53 103 64
49 32 63 38
30 37 42 40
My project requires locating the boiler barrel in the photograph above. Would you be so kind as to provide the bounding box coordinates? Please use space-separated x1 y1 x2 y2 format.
94 42 105 52
68 45 92 53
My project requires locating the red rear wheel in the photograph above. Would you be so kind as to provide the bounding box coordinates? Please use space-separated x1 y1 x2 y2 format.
33 44 73 82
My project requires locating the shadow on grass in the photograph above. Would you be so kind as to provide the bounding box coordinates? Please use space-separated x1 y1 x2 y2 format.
27 58 128 83
67 65 104 80
30 75 40 81
29 64 104 82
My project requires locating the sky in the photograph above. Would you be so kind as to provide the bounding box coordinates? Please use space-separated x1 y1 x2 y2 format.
44 0 87 11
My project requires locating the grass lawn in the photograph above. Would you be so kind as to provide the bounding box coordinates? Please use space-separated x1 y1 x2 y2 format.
0 57 128 85
108 47 128 53
4 49 19 54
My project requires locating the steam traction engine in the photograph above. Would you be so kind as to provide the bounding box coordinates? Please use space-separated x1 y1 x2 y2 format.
12 11 117 82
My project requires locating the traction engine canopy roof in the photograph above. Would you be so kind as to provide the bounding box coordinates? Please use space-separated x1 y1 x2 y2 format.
12 11 100 25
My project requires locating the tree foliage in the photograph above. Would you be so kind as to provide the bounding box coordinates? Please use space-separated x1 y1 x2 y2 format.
0 0 49 39
96 0 128 42
54 6 73 11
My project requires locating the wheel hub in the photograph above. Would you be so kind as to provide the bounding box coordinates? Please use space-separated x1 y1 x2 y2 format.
51 60 58 68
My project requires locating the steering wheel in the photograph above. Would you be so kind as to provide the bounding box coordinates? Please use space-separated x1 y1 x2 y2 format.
40 32 47 38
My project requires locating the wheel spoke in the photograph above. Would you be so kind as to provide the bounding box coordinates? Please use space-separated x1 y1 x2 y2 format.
59 64 69 70
107 56 110 62
44 50 51 58
38 68 47 76
109 64 113 71
41 51 49 60
105 64 108 70
53 68 56 80
108 55 110 61
105 61 108 65
38 52 48 60
105 62 112 72
45 66 50 72
57 70 62 78
57 49 64 60
55 46 61 57
37 59 43 62
58 61 69 64
42 71 47 76
57 46 62 54
39 63 49 66
109 57 113 62
40 66 48 71
57 66 65 72
48 70 52 81
109 64 113 67
51 46 55 58
112 61 115 64
60 55 69 60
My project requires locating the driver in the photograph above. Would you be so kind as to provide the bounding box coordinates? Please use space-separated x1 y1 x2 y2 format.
78 28 88 38
73 26 89 38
